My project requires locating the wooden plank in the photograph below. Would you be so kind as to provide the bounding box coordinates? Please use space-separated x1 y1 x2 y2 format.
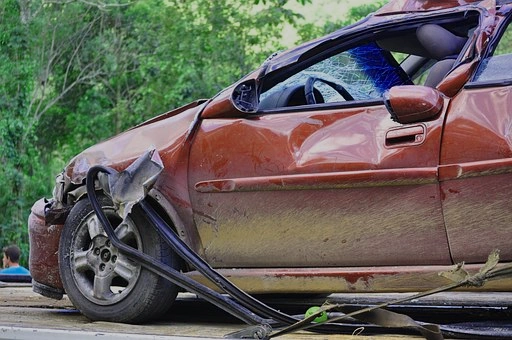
0 287 422 339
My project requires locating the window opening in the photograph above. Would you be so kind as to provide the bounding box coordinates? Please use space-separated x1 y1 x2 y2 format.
473 21 512 83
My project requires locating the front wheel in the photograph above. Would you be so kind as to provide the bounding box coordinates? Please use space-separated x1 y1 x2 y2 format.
59 195 180 323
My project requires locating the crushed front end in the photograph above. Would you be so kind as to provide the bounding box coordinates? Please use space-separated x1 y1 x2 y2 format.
28 171 88 299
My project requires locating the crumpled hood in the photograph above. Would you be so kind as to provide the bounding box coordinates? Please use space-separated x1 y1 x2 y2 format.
65 101 206 184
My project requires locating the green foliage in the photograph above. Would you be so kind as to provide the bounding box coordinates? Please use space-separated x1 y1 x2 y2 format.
296 1 387 42
0 0 383 269
255 0 312 5
0 0 43 266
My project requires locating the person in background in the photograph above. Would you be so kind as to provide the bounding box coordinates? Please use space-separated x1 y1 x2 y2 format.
1 245 30 275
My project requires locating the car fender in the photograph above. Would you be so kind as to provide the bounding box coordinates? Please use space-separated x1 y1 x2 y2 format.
33 101 209 294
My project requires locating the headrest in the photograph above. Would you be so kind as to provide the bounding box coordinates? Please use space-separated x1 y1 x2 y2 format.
416 24 468 60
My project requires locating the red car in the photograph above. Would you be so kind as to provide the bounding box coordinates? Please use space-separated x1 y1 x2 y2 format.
29 0 512 324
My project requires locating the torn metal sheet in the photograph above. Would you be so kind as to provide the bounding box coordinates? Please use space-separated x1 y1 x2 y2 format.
105 148 164 219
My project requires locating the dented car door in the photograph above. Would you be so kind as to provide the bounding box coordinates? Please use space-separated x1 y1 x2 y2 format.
187 28 458 268
188 103 450 268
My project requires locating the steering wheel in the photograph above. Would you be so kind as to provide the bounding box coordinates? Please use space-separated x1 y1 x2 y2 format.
304 76 354 104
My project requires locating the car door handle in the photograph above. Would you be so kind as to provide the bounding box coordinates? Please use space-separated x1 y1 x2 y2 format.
385 125 425 148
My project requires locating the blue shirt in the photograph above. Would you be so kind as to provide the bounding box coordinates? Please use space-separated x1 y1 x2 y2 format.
0 266 30 275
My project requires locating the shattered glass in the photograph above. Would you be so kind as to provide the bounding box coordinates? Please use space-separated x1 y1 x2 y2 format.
261 42 411 105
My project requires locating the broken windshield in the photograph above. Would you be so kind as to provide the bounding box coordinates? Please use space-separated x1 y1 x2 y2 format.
260 42 411 108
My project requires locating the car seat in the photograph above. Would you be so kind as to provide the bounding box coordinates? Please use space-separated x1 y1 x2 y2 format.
416 24 468 87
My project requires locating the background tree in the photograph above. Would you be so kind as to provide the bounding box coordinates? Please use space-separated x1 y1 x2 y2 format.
296 1 386 42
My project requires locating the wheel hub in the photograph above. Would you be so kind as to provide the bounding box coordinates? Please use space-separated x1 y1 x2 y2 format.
71 212 142 305
87 235 119 276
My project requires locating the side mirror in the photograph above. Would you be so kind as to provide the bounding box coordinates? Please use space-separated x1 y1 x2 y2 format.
232 79 258 113
384 85 444 124
201 79 258 119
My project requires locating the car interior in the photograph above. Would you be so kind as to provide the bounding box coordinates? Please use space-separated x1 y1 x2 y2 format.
258 14 479 111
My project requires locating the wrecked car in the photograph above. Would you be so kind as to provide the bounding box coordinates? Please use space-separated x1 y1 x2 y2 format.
28 0 512 324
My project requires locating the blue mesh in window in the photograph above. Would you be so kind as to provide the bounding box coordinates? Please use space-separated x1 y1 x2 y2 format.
349 42 411 96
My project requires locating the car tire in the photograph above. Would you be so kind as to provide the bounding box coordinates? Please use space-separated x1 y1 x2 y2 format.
59 194 180 323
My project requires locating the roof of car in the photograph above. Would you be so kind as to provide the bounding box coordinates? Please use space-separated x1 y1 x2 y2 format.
261 0 499 75
375 0 504 15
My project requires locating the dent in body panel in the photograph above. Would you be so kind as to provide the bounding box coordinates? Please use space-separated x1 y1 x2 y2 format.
65 105 202 184
441 86 512 264
49 104 205 257
189 105 449 268
291 111 386 170
441 87 512 164
192 106 443 180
